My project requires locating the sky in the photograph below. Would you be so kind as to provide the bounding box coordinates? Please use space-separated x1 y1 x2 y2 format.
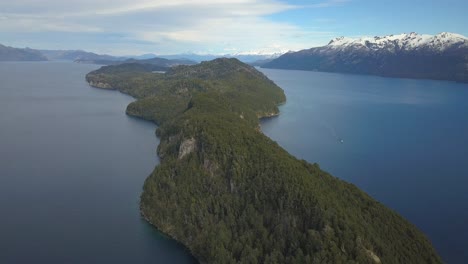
0 0 467 55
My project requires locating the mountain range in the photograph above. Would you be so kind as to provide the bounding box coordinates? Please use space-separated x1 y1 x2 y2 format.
158 53 283 63
0 44 281 64
3 32 467 82
40 49 124 62
0 44 47 61
0 45 198 69
263 32 468 83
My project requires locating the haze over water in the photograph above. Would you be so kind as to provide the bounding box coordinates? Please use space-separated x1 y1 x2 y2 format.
0 62 196 264
259 68 468 264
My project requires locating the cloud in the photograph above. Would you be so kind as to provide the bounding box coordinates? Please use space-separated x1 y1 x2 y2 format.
0 14 102 32
0 0 347 54
306 0 351 8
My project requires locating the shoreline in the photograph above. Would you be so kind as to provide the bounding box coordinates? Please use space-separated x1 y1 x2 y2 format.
139 208 201 263
88 78 285 264
87 79 201 263
84 60 442 263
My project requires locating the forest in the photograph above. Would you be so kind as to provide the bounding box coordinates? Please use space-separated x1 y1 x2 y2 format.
86 58 441 263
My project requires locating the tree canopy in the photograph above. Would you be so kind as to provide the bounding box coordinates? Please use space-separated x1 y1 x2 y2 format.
86 58 441 263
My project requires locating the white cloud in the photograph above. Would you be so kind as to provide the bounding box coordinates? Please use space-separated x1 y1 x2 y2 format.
306 0 351 8
0 14 102 32
0 0 346 54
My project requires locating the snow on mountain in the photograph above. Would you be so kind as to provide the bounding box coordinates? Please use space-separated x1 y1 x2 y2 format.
326 32 468 52
231 51 287 58
263 32 468 83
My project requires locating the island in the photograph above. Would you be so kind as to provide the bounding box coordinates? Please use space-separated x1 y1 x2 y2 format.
86 58 441 263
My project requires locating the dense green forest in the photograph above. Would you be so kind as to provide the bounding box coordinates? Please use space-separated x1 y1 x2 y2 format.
86 58 441 263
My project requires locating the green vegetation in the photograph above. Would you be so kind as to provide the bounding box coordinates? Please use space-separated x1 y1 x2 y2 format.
86 58 441 263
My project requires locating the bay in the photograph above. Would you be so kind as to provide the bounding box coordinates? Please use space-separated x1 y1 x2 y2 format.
259 68 468 264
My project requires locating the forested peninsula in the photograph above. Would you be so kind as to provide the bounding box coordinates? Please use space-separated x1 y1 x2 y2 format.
86 58 441 263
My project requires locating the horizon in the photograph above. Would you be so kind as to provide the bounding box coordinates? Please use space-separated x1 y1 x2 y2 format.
4 31 467 58
1 0 467 56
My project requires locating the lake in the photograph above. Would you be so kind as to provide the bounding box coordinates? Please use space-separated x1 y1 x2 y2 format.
2 62 466 263
0 62 197 263
259 68 468 264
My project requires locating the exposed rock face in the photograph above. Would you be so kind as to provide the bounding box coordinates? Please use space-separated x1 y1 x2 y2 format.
203 158 219 176
178 138 196 159
366 249 382 263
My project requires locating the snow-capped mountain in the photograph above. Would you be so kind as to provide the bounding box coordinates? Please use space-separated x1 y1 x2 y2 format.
263 32 468 83
326 32 467 52
231 51 287 57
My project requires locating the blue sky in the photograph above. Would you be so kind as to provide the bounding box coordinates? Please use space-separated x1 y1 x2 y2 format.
0 0 466 55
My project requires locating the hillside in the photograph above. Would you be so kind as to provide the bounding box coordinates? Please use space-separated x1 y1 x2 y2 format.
75 55 197 67
263 32 468 83
159 53 283 63
86 58 441 263
0 44 47 61
122 57 197 67
40 49 122 62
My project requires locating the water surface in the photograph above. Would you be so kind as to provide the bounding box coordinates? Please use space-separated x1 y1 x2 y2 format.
0 62 196 264
259 68 468 264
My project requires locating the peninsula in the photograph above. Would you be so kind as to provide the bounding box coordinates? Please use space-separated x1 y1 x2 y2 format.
86 58 441 263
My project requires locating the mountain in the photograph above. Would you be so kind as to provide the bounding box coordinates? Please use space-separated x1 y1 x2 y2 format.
249 58 275 67
123 57 197 67
86 58 441 263
77 57 197 71
0 44 47 61
41 50 197 67
229 52 283 63
40 49 124 62
264 32 468 82
0 42 281 64
159 52 283 63
127 53 157 60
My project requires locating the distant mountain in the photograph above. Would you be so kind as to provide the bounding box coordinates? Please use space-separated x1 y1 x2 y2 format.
264 32 468 83
233 53 283 63
128 53 157 60
42 50 196 67
159 53 283 63
249 58 275 67
40 49 124 62
1 43 282 65
158 54 218 62
123 57 197 67
0 44 47 61
75 57 197 69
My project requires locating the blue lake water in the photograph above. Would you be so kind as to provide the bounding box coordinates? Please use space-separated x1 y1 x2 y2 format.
2 61 466 263
0 62 196 263
259 68 468 264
